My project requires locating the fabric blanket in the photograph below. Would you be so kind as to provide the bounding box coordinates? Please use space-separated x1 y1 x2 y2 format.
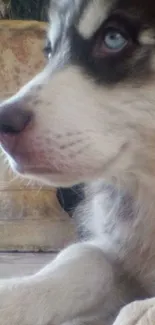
113 298 155 325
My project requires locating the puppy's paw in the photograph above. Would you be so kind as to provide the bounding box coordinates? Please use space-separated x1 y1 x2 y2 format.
113 298 155 325
0 286 20 324
0 282 34 325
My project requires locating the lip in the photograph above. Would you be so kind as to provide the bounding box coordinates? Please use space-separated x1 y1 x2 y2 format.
0 133 36 170
0 133 17 155
0 135 32 175
0 133 71 178
1 140 63 177
15 164 60 175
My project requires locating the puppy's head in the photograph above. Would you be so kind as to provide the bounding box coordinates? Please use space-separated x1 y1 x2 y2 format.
1 0 155 187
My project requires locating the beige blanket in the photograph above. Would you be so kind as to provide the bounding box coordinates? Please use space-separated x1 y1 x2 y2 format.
113 298 155 325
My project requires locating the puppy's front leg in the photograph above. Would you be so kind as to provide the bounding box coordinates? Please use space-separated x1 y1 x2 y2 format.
0 242 124 325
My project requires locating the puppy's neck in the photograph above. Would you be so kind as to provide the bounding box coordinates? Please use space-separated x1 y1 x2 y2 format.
86 174 155 292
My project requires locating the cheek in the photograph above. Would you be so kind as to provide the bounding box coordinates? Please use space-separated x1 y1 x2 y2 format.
29 128 94 167
25 100 121 173
22 66 133 172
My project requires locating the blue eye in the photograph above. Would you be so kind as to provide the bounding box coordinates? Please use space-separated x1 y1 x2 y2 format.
93 26 130 58
104 29 128 50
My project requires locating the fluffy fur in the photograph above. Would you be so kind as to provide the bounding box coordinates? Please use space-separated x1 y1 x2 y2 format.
0 0 155 324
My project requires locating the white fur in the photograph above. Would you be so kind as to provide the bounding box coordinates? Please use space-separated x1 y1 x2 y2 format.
0 0 155 324
77 0 110 38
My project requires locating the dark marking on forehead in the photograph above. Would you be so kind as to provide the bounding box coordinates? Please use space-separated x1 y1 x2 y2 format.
48 0 155 86
50 0 155 28
70 0 155 84
114 0 155 24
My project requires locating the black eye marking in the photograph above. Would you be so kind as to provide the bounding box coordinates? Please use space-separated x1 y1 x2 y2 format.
93 26 130 58
92 12 140 59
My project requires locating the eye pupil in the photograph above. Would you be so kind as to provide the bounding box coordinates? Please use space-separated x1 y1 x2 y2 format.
104 30 127 50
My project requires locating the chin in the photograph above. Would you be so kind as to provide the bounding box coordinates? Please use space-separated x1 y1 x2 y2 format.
9 160 84 188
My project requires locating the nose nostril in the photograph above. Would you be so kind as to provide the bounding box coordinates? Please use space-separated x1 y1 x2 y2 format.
0 108 33 135
0 124 19 134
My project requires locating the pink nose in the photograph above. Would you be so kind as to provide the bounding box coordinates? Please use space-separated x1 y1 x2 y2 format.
0 102 32 135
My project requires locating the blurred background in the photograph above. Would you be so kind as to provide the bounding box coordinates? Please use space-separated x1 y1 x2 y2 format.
0 0 78 276
0 0 49 21
0 0 78 259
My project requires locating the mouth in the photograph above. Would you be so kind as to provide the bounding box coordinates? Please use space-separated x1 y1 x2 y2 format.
0 133 58 176
0 131 98 187
2 148 63 178
0 133 79 188
14 163 63 177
